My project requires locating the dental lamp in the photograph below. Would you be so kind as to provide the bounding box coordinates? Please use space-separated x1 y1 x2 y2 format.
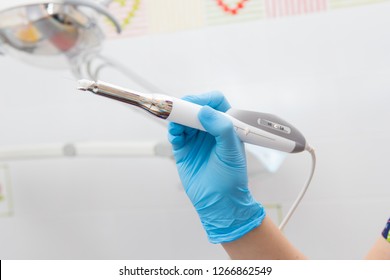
0 1 120 69
0 0 164 89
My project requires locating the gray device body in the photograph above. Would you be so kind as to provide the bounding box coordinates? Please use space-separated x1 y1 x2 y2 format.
226 109 306 153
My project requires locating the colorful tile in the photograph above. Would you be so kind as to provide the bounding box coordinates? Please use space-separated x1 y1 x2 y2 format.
99 0 390 38
265 0 327 18
100 0 148 38
329 0 388 9
205 0 265 25
148 0 205 33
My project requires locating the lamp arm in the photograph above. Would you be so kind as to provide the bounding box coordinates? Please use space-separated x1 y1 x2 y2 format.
64 0 121 33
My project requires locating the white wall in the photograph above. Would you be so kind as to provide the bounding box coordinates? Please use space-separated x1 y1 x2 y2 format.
1 2 390 259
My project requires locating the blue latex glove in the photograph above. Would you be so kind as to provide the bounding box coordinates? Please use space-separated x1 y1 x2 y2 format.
168 92 265 244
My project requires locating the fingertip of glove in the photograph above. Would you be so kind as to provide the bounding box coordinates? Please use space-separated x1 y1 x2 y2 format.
198 105 214 119
168 122 185 136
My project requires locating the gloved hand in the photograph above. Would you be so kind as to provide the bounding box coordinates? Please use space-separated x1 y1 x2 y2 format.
168 92 265 244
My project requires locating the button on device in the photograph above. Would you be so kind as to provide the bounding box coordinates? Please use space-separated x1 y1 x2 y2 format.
258 118 291 134
280 125 291 134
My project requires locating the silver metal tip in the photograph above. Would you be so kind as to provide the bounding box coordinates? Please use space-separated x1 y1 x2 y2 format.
77 79 96 91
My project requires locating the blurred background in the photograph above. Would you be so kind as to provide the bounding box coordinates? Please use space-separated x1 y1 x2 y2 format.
0 0 389 259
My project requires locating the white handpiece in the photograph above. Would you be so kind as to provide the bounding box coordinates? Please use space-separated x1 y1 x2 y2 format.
168 97 305 153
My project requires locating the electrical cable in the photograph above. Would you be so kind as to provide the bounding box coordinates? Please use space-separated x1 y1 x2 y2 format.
278 145 316 231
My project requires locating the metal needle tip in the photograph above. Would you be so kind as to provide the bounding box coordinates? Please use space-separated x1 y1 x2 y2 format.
77 79 96 91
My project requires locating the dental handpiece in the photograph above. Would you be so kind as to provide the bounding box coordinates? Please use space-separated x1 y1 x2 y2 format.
77 79 309 153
